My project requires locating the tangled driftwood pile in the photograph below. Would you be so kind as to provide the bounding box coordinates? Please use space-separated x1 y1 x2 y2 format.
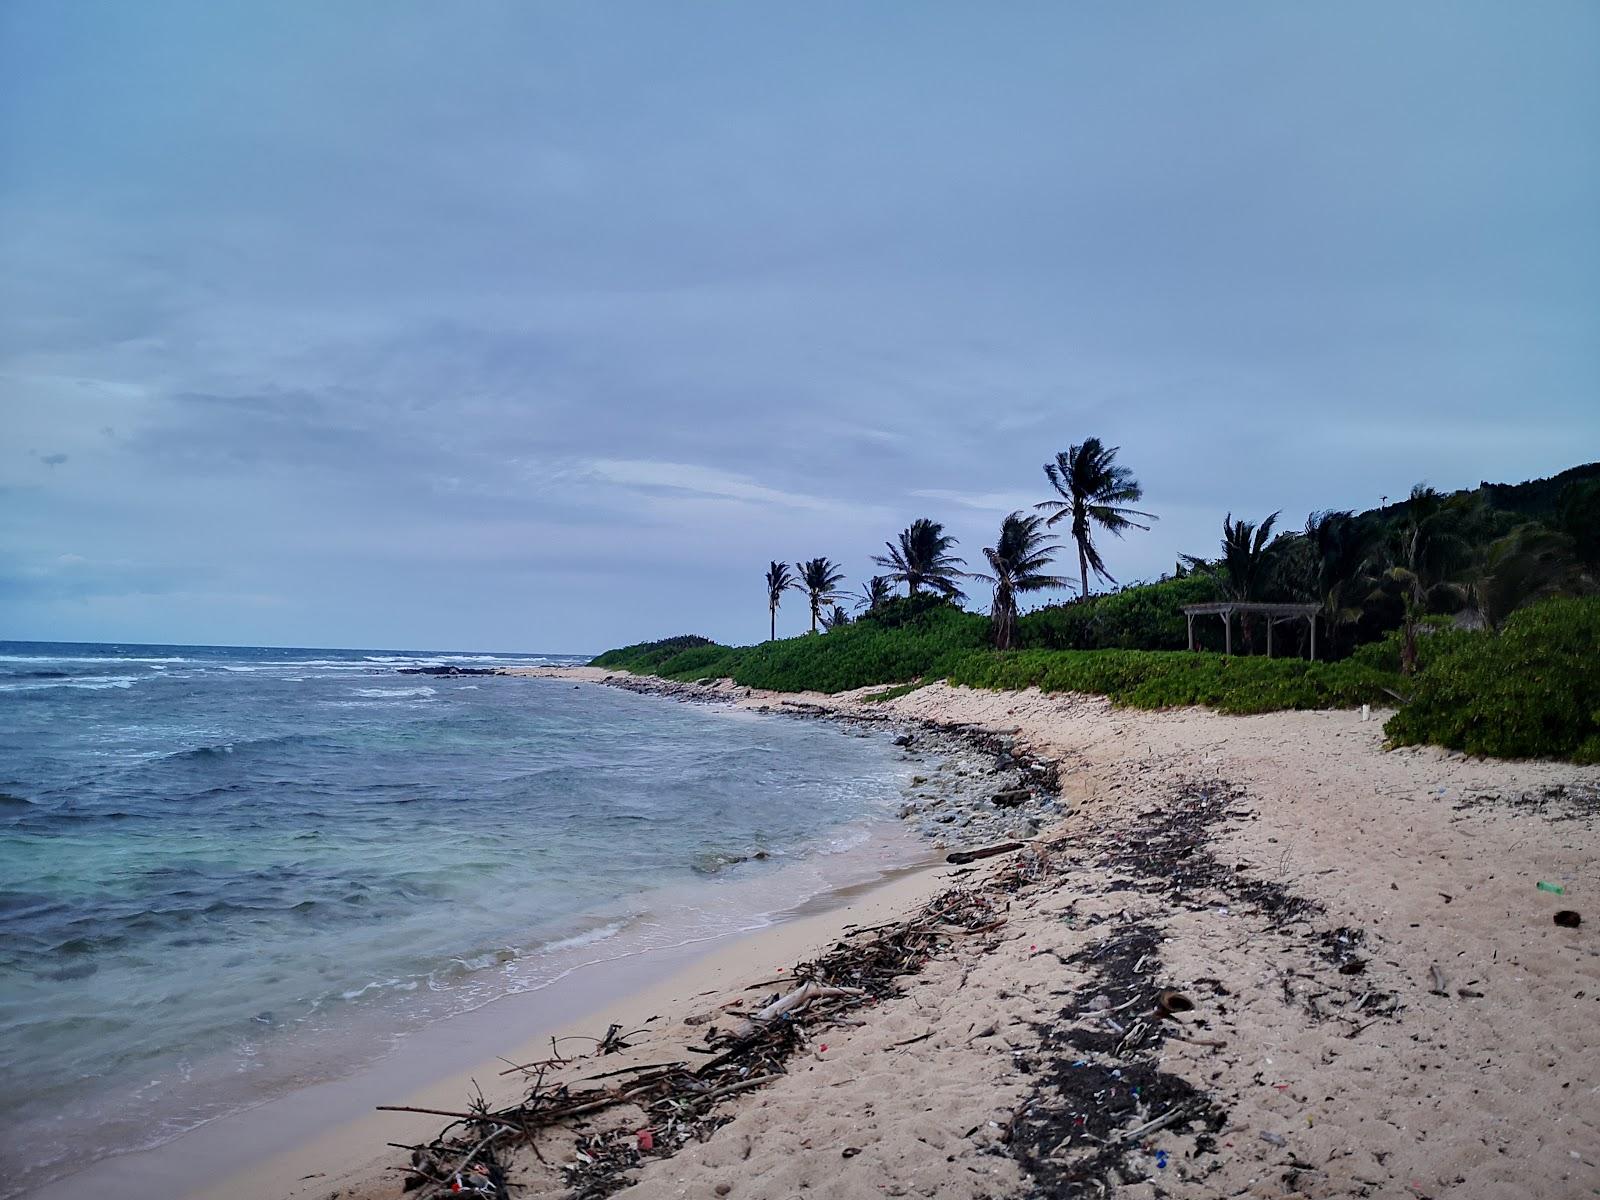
383 881 1015 1198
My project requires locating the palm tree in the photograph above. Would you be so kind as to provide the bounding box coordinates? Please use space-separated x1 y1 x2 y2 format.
977 512 1070 650
853 575 894 613
797 557 847 634
764 561 797 641
873 519 969 601
1302 510 1369 636
1218 511 1281 602
1037 438 1156 598
1463 523 1581 631
821 604 852 632
1371 485 1468 674
1182 511 1281 653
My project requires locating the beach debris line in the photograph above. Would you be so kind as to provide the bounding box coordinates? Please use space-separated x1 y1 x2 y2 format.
1008 778 1406 1193
381 881 1014 1199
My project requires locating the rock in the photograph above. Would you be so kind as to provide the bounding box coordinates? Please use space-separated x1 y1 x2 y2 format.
893 733 914 747
910 775 927 786
898 802 919 819
992 788 1030 808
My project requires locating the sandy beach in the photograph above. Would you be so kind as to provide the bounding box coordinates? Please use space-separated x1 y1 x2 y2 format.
140 666 1599 1200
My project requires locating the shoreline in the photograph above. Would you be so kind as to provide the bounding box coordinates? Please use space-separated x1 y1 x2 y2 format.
48 666 1600 1200
35 677 1013 1200
357 667 1598 1199
44 851 961 1200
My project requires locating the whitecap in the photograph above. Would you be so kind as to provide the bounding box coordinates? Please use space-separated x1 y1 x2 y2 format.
0 675 140 693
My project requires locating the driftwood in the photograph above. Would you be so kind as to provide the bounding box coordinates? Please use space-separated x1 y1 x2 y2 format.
946 840 1025 865
729 981 866 1041
384 883 1006 1199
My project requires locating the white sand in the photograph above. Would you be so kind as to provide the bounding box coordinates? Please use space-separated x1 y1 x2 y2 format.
159 670 1597 1200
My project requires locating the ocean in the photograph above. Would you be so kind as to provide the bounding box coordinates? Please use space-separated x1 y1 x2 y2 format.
0 641 929 1194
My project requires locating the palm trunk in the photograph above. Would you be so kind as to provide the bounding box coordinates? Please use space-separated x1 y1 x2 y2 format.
811 598 819 634
770 605 776 642
1400 588 1422 675
1078 541 1090 599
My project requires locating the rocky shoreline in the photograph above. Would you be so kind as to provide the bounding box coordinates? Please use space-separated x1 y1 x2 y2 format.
513 669 1068 851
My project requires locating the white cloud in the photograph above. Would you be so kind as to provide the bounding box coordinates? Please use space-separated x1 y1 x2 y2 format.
584 459 854 515
911 487 1042 514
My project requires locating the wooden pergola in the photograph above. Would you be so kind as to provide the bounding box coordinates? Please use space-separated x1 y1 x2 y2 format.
1181 601 1322 659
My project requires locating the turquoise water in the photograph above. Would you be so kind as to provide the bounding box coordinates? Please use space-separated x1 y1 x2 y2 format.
0 642 921 1192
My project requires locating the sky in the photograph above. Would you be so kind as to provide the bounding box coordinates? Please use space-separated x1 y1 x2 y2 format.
2 2 1596 654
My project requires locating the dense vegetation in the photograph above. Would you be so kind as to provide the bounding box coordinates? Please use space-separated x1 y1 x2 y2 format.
595 597 989 693
594 459 1599 761
1383 597 1600 763
593 593 1600 759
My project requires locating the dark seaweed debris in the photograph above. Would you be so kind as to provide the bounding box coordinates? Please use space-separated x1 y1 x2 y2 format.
1451 782 1600 823
1008 779 1401 1195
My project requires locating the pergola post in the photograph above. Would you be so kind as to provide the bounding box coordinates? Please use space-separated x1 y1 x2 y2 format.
1186 612 1195 651
1222 610 1232 656
1308 613 1317 662
1266 618 1273 658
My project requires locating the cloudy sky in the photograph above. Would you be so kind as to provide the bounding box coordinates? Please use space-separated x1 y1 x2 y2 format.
3 2 1596 653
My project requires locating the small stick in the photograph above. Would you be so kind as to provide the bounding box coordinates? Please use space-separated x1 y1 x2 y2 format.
1121 1104 1193 1142
376 1105 496 1122
700 1074 779 1103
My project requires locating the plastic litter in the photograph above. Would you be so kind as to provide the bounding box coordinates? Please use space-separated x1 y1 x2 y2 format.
1536 881 1566 894
636 1128 655 1152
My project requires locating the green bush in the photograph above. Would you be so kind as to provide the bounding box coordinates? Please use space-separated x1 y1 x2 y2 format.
589 602 990 694
590 596 1600 762
591 635 713 671
945 648 1397 715
1384 596 1600 762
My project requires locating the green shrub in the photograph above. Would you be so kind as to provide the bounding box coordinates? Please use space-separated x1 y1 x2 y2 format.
946 648 1397 714
588 602 990 694
591 635 713 671
591 599 1600 762
1384 596 1600 762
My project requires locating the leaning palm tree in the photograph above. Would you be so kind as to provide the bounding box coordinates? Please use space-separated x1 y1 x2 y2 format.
1464 524 1584 631
797 557 847 634
1037 438 1156 598
873 519 969 600
764 560 797 641
853 575 894 613
977 512 1070 650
